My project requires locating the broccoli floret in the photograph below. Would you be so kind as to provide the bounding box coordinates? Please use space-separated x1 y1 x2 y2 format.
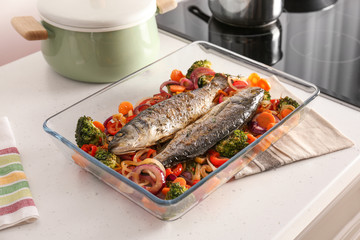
277 96 299 111
165 182 188 200
94 148 118 169
263 90 271 101
75 116 106 148
215 130 249 158
197 75 214 88
186 60 212 78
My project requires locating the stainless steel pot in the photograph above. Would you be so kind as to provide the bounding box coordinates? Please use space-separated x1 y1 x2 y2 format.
208 0 284 27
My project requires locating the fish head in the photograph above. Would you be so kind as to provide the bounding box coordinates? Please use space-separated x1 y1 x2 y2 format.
108 124 143 155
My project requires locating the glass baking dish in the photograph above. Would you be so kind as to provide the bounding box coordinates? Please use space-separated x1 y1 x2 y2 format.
43 41 319 220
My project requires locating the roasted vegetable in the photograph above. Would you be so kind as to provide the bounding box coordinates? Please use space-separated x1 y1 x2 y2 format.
165 182 188 200
277 96 299 111
94 148 118 169
263 90 271 101
185 160 197 175
197 74 214 88
75 116 106 148
186 60 212 78
215 130 249 158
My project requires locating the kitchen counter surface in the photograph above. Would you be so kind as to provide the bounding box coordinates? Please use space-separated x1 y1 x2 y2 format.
1 31 360 239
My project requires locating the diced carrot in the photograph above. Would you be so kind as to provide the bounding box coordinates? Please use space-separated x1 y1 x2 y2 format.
256 112 276 129
280 108 293 119
173 177 187 187
92 121 105 132
247 73 260 87
169 85 186 93
161 187 170 195
185 184 192 189
257 78 271 91
247 133 257 144
118 101 133 115
170 69 185 82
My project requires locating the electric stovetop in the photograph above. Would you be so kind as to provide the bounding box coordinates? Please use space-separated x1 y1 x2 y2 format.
156 0 360 109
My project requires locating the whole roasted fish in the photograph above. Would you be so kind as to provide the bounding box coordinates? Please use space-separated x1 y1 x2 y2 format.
155 87 264 168
109 74 229 155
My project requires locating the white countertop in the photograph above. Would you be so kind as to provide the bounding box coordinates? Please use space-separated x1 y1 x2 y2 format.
1 31 360 240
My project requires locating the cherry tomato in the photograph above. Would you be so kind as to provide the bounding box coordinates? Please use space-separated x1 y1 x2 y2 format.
118 101 134 115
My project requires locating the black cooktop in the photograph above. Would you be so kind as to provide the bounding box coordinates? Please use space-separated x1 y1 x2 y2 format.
156 0 360 109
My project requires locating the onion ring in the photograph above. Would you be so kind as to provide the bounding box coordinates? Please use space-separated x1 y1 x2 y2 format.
180 77 195 90
200 165 213 178
133 103 151 115
189 67 215 88
130 164 165 194
159 80 180 94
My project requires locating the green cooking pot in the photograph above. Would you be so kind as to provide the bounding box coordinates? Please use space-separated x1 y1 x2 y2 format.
12 0 177 83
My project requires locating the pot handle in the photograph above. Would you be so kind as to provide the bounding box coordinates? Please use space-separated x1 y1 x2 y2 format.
156 0 178 14
11 16 48 41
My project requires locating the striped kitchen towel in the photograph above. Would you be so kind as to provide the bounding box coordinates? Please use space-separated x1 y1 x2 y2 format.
0 116 39 230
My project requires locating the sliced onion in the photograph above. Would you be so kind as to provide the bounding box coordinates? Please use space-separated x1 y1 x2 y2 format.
103 115 113 128
133 103 151 115
180 77 195 90
133 149 150 162
131 164 165 194
103 115 114 134
135 96 152 107
192 163 202 181
180 171 193 184
248 121 267 135
190 67 215 89
140 158 166 175
200 165 213 178
206 155 217 171
159 80 180 94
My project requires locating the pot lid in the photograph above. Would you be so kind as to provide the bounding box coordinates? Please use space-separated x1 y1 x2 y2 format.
37 0 157 32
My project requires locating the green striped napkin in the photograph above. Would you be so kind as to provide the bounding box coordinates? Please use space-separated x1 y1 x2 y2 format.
0 117 39 230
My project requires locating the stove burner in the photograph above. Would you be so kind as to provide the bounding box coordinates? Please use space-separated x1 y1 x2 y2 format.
290 30 360 63
188 5 283 66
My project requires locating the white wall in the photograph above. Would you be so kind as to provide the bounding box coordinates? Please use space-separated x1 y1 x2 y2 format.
0 0 41 66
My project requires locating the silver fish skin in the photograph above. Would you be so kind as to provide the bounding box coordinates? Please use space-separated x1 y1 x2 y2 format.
155 87 264 168
108 74 229 155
